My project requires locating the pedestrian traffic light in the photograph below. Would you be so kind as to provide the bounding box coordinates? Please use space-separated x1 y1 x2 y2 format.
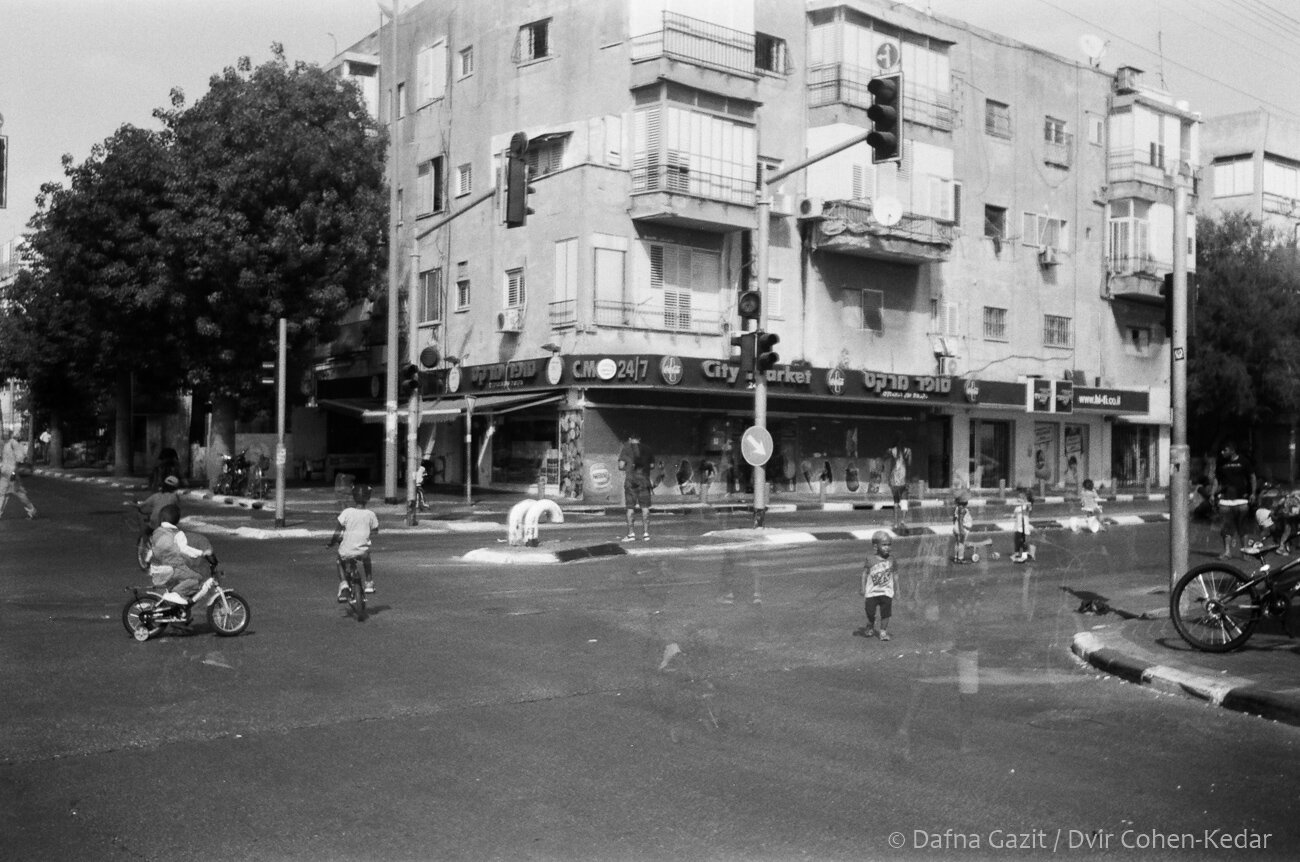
505 131 535 228
259 361 276 386
756 331 780 373
730 331 756 385
1161 272 1199 339
738 289 762 327
400 362 422 398
866 73 903 164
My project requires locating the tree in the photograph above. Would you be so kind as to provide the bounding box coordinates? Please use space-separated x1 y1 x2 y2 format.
1189 211 1300 457
157 46 388 473
0 126 183 473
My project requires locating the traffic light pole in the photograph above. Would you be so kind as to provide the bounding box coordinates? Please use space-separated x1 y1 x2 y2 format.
1170 160 1191 586
274 317 287 528
382 0 403 505
749 129 873 526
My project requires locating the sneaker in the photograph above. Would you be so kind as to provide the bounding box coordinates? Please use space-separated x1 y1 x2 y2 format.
622 533 637 542
364 581 375 594
641 533 650 542
879 631 891 641
159 591 187 606
337 584 349 603
27 510 37 520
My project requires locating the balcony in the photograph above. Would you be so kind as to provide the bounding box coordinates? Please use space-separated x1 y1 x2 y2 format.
807 62 956 131
1263 192 1300 216
802 199 953 263
630 11 764 96
630 157 756 232
1044 133 1073 168
593 297 724 335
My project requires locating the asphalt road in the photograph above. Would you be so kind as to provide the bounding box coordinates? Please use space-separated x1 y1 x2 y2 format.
3 474 1299 861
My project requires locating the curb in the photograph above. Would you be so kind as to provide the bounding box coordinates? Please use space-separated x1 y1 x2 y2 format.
1071 629 1300 727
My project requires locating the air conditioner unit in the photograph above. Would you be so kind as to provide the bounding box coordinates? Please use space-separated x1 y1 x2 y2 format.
798 197 826 218
1039 246 1060 266
937 355 959 377
770 193 795 216
496 308 523 333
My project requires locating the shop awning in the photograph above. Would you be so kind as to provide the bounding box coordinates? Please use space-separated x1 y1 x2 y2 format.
320 392 563 425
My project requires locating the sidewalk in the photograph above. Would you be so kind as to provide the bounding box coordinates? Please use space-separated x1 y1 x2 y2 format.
33 465 1299 727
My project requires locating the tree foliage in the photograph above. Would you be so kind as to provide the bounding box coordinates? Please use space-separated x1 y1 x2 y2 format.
1189 211 1300 453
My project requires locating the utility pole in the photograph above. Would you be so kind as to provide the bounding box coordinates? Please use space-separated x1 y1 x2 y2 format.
1169 119 1195 586
274 317 287 528
382 0 402 504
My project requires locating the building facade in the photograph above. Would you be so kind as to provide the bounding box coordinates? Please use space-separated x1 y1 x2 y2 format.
318 0 1195 502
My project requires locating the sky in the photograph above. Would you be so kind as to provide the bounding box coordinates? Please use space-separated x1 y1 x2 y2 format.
4 0 1300 251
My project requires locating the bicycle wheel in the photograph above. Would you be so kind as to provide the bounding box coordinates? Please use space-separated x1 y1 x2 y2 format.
208 591 251 636
136 533 152 570
122 596 167 641
1170 563 1260 652
347 565 367 622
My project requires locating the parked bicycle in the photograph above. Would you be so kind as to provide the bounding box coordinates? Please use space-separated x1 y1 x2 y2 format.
1170 543 1300 652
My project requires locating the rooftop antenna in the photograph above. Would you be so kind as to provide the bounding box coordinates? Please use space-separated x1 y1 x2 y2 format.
1078 34 1107 68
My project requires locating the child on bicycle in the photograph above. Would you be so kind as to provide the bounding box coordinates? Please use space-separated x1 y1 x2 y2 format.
1079 478 1105 532
327 483 380 602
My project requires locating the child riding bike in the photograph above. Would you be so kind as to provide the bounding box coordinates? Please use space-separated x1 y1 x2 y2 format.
326 483 380 602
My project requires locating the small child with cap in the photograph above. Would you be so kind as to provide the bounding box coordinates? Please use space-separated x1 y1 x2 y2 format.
856 530 897 641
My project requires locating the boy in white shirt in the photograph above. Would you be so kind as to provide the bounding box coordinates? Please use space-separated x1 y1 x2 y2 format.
327 483 381 601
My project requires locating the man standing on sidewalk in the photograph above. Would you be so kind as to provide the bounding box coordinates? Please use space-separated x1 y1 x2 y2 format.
0 428 38 520
1213 440 1255 559
618 433 654 542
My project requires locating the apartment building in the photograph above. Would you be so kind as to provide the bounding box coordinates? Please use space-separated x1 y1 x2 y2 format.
1202 108 1300 237
316 0 1194 502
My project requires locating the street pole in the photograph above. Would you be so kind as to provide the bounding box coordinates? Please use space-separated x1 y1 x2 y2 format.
1169 156 1191 586
752 196 771 527
382 0 402 504
406 245 420 525
274 317 287 528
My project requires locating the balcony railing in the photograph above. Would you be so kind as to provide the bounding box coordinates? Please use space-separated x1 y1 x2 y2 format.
822 199 956 247
807 62 956 131
1263 192 1300 215
630 11 755 77
1108 147 1175 187
549 299 578 330
1044 134 1073 167
631 156 756 206
1108 253 1164 275
593 297 723 334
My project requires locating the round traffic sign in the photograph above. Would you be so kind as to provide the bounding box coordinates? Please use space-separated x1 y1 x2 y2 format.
741 426 774 467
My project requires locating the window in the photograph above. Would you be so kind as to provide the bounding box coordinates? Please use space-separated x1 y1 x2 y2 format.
456 163 472 197
416 41 447 105
395 82 406 119
416 157 445 216
396 189 404 225
1087 114 1104 146
632 95 756 205
1022 212 1068 250
1214 157 1255 197
455 261 470 310
931 299 959 336
505 268 526 309
458 46 474 78
1126 326 1152 356
984 205 1007 240
1044 117 1067 145
1264 158 1300 200
648 242 723 331
755 33 787 74
526 135 568 177
983 306 1008 341
516 19 551 63
985 100 1011 138
848 289 884 333
553 238 578 327
419 269 443 324
1043 314 1072 348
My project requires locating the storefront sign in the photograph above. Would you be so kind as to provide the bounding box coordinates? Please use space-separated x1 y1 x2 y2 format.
1075 387 1148 413
1028 379 1054 413
470 359 540 390
861 370 953 401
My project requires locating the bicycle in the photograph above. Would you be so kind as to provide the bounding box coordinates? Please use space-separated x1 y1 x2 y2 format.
339 557 367 622
1170 543 1300 652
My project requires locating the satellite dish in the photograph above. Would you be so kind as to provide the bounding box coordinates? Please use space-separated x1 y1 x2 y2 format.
1078 34 1107 67
873 196 902 227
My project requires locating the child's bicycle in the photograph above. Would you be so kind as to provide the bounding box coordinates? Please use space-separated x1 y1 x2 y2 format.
1170 543 1300 652
339 557 367 622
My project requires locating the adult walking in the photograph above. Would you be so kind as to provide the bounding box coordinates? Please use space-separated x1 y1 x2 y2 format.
886 432 912 531
618 432 655 541
0 428 38 520
1213 440 1256 559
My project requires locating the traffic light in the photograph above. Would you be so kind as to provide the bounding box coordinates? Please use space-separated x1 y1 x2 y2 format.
866 73 902 164
756 331 780 373
730 331 756 384
400 362 422 398
505 131 535 228
1161 272 1199 339
259 361 276 386
738 289 762 328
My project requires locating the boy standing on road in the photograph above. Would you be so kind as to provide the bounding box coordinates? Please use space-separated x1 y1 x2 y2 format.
328 483 380 601
951 493 973 563
856 530 897 641
1214 441 1256 559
